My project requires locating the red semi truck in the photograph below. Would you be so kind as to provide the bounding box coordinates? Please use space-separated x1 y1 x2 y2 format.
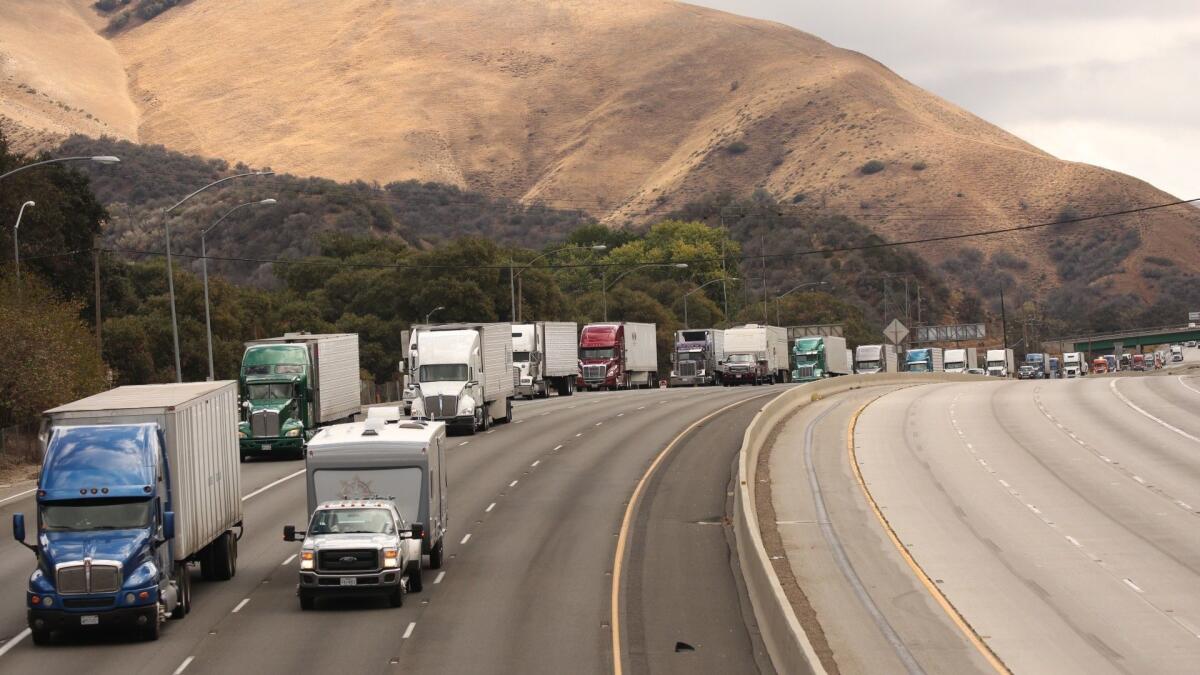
577 322 658 390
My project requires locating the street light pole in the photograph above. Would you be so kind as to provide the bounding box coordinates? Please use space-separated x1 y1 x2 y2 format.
162 170 274 382
12 200 33 282
426 306 445 324
512 244 606 322
201 199 277 381
683 277 738 329
0 155 120 183
774 281 829 326
603 262 689 322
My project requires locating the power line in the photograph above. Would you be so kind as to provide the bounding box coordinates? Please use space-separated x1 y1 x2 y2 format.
95 196 1197 271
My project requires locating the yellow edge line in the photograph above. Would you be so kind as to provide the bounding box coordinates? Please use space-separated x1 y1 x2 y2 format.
847 395 1010 675
610 392 773 675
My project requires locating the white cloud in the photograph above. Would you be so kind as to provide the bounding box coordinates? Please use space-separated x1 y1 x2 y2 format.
689 0 1200 197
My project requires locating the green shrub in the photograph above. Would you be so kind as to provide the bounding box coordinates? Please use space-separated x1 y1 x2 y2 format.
911 160 927 171
1144 256 1175 267
860 160 886 175
991 250 1028 271
725 141 749 155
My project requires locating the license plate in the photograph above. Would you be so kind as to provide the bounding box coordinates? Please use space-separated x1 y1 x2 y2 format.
261 444 272 452
339 577 356 586
80 615 99 626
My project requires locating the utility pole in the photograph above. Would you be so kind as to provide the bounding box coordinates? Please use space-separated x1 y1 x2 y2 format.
93 235 102 355
1000 286 1009 353
760 234 768 324
509 257 516 321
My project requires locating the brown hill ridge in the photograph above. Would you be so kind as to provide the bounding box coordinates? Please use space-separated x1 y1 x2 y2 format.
3 0 1198 295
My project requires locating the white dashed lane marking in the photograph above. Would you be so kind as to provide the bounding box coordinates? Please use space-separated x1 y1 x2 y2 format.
281 553 297 566
232 598 250 613
460 534 471 545
402 622 416 639
434 571 446 584
485 502 496 512
173 656 195 675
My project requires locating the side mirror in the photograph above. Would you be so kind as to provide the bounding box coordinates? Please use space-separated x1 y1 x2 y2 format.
13 513 30 548
242 400 252 410
411 523 424 541
163 511 176 540
398 361 407 374
466 381 478 388
283 525 297 541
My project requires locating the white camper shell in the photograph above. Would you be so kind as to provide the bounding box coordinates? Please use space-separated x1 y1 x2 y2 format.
306 418 449 568
724 324 790 382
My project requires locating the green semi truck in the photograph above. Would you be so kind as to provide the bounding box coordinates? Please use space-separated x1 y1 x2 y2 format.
791 335 850 382
238 333 360 461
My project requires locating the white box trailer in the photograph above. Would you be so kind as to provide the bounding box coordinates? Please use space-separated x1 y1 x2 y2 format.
43 382 242 562
513 321 579 397
725 324 790 381
854 344 898 374
245 333 361 424
621 322 659 374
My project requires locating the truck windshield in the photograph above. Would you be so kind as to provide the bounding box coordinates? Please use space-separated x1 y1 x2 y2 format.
308 508 396 535
728 354 754 363
246 383 294 400
580 348 615 359
42 499 153 531
513 351 531 363
909 364 930 373
987 361 1004 368
857 360 881 370
945 362 965 370
677 352 704 362
420 364 469 382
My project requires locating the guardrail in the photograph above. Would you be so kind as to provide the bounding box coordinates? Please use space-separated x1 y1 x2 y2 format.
734 372 989 675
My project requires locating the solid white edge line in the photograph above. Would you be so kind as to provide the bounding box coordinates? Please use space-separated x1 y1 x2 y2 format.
232 598 250 613
434 571 446 584
281 553 297 566
0 629 31 658
1111 379 1200 443
402 622 416 639
242 469 305 502
1179 375 1200 395
173 656 195 675
1123 578 1144 593
0 488 37 507
460 533 471 545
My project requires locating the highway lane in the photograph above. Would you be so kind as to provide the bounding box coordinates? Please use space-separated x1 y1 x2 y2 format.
0 384 782 673
855 377 1200 674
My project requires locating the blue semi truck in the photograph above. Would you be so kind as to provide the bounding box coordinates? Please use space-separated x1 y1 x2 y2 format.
12 382 242 644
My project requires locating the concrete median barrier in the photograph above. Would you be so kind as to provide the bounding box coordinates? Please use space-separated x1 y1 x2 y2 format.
734 373 990 675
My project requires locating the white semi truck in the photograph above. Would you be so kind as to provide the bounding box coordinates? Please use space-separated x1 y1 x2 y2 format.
512 322 579 398
944 348 978 373
854 344 898 374
985 348 1015 377
409 323 516 433
1062 352 1089 377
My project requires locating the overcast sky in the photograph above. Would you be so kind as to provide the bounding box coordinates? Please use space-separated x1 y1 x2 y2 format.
691 0 1200 199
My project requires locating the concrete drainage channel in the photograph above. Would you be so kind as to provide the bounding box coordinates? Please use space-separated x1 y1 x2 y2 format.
733 373 989 675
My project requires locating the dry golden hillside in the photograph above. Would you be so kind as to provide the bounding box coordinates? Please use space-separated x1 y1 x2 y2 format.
4 0 1199 296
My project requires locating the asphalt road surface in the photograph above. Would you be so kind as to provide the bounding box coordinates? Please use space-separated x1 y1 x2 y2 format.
853 368 1200 674
0 383 781 675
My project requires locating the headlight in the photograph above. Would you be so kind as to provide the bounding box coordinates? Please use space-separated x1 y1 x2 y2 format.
285 428 302 437
458 400 474 414
300 551 314 570
382 548 400 568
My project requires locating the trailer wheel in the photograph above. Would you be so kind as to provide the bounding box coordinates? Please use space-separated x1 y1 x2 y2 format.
429 539 444 569
563 378 574 396
205 532 236 581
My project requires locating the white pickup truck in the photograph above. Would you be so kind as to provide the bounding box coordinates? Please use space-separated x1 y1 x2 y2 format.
284 499 424 609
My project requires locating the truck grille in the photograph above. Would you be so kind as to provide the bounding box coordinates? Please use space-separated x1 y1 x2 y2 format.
795 364 815 379
63 597 114 609
583 365 606 381
251 409 281 437
317 549 379 572
56 562 121 595
423 394 458 419
678 361 698 377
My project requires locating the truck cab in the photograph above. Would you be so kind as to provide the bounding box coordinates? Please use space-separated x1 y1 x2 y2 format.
944 349 968 373
512 324 540 398
791 337 826 381
985 349 1012 377
670 329 722 387
905 348 941 373
1092 357 1108 374
721 352 768 385
239 343 310 459
284 499 423 610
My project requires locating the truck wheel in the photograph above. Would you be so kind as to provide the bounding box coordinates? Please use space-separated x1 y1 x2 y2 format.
563 379 574 396
141 613 162 641
479 408 490 431
407 560 423 593
299 591 315 611
388 584 404 608
30 628 53 646
503 398 513 422
429 539 444 569
171 563 191 618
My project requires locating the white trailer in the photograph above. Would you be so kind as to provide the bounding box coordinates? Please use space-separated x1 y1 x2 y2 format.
943 348 978 373
512 322 578 398
854 344 898 374
724 324 790 382
43 382 243 565
410 323 515 433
